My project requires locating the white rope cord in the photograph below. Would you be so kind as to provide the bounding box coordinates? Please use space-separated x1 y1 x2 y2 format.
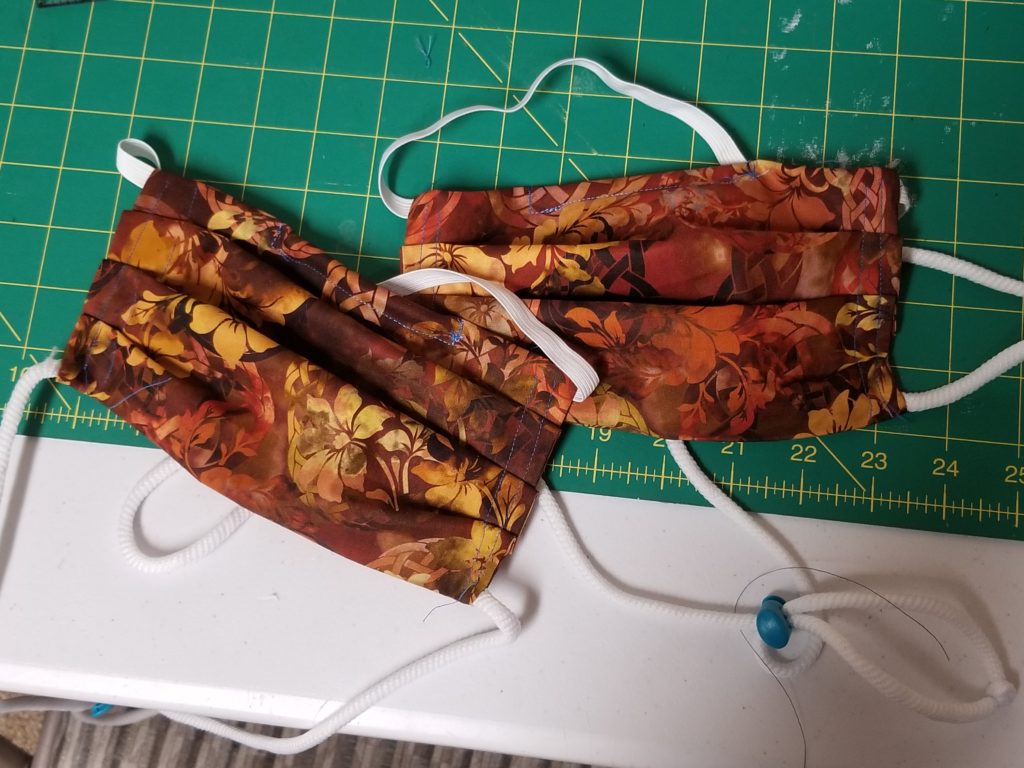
159 590 519 755
0 358 61 513
536 479 751 630
0 696 93 715
786 598 1011 724
903 247 1024 412
377 57 746 218
539 460 1016 721
904 247 1024 298
119 458 251 575
538 462 824 680
380 269 599 402
0 593 520 752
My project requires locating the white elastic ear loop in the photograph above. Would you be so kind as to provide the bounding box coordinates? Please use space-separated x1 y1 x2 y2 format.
380 268 599 402
119 458 251 575
377 56 747 218
902 247 1024 412
116 138 161 189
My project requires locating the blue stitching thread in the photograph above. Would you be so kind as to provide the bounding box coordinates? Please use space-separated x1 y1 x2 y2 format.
275 251 456 347
527 166 767 215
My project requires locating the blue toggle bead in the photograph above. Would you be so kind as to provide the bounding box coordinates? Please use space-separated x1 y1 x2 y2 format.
90 703 113 718
756 595 792 649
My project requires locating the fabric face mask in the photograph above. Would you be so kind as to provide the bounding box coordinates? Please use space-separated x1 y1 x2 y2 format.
380 59 1022 442
52 144 599 605
0 57 1017 756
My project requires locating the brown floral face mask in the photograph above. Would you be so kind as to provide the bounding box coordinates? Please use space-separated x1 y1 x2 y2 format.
380 60 1020 445
379 60 910 442
51 142 596 605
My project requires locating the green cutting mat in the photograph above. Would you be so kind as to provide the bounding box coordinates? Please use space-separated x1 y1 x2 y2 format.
2 0 1024 540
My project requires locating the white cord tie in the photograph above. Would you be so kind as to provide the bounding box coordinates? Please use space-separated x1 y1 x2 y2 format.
158 588 518 755
0 357 62 512
902 247 1024 412
538 438 1016 722
119 458 251 574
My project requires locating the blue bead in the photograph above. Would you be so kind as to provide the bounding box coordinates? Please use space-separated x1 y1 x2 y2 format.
756 595 792 649
90 703 113 718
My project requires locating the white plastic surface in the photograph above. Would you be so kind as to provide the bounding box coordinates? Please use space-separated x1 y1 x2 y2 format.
0 437 1020 767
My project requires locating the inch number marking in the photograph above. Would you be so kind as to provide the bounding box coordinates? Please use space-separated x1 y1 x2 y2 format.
860 450 888 470
932 458 959 477
790 444 817 463
1004 465 1024 484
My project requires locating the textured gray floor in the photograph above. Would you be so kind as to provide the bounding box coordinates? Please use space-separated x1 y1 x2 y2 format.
38 713 603 768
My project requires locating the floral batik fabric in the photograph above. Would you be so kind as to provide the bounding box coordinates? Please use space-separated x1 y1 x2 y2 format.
400 161 906 441
58 171 580 603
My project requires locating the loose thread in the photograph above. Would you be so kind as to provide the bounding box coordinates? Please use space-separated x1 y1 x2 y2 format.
739 631 807 768
733 565 950 661
108 377 171 410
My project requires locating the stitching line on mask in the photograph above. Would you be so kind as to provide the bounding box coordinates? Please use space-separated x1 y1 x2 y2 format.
526 167 767 215
521 395 549 491
461 377 541 602
487 378 539 527
274 251 457 347
183 181 201 224
854 231 870 400
876 238 899 419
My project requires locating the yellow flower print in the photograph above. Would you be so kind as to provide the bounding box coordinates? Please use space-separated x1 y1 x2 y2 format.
289 386 391 502
802 390 879 436
412 457 494 518
189 302 277 365
426 521 506 597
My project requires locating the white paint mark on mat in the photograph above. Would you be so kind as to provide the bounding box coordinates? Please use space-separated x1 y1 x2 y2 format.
771 48 788 61
781 9 802 33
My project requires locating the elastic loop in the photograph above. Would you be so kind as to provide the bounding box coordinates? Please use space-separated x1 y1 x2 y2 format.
379 268 599 402
902 247 1024 411
116 138 161 188
377 57 746 218
120 458 251 574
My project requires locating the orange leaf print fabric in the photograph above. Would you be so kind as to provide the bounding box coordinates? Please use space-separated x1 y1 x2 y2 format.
400 160 906 440
58 172 578 603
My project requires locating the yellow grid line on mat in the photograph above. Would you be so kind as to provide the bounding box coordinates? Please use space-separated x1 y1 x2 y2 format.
493 0 522 188
181 0 217 174
296 0 339 236
945 5 970 453
239 0 276 197
354 0 398 270
19 3 95 361
687 0 709 168
554 0 583 186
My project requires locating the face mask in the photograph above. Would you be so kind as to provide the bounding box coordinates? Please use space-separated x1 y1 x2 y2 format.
380 59 1021 442
55 147 598 605
0 57 1016 755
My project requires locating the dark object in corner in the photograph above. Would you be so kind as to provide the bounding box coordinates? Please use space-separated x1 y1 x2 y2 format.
37 0 102 8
